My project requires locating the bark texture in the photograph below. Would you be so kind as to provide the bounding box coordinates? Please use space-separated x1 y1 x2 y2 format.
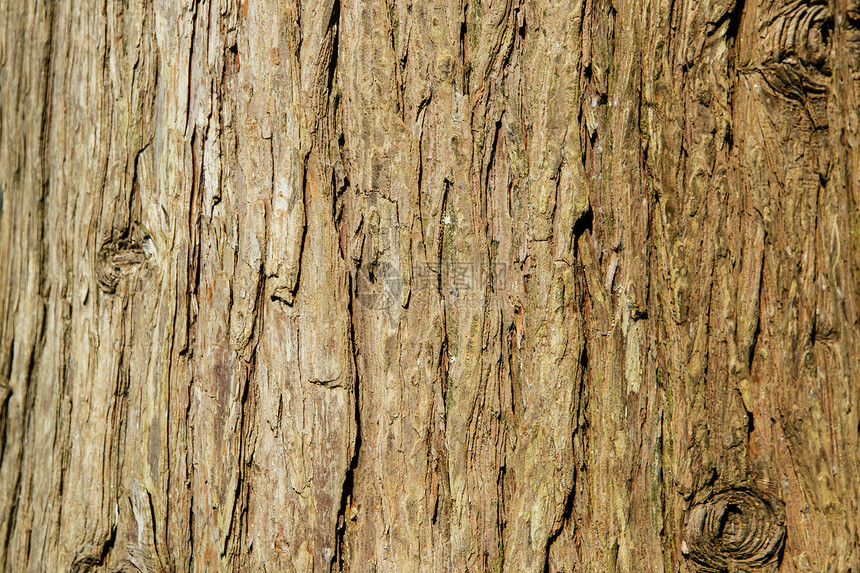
1 0 859 571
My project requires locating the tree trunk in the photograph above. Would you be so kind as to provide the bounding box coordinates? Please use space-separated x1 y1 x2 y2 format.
1 0 858 571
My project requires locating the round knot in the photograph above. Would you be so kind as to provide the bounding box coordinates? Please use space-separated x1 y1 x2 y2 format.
683 488 785 572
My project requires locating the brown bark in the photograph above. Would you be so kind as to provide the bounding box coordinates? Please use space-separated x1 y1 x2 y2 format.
1 0 858 571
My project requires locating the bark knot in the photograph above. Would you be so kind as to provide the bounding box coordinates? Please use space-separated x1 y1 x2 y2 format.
96 238 147 294
683 488 786 572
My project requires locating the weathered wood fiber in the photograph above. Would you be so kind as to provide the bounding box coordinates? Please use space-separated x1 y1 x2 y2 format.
1 0 858 571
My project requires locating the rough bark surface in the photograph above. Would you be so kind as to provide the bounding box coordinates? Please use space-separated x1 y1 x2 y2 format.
1 0 859 571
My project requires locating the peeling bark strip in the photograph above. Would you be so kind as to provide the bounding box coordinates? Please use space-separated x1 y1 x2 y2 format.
1 0 859 570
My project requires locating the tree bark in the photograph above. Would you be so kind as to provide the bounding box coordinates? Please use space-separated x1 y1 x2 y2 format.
1 0 859 571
